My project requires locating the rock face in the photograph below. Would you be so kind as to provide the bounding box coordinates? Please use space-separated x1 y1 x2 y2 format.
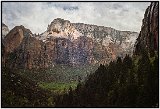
3 26 39 68
3 18 139 69
2 23 9 38
4 26 26 53
40 18 138 64
135 2 158 54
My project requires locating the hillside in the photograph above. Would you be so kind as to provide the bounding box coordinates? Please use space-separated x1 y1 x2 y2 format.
54 2 159 107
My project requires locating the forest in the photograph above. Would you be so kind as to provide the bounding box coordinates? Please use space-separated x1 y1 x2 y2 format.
55 51 159 107
2 50 158 107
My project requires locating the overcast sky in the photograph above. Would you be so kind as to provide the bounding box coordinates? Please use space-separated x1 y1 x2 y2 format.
2 2 150 34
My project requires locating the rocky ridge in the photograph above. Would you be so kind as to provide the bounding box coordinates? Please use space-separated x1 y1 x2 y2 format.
3 18 139 69
39 18 139 63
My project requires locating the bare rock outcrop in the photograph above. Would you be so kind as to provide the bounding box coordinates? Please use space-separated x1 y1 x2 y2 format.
135 2 158 54
3 18 139 69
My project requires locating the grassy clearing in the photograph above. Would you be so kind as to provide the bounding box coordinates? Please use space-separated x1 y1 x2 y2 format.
38 82 78 94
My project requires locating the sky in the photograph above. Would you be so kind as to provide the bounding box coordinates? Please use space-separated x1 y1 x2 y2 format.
2 2 150 34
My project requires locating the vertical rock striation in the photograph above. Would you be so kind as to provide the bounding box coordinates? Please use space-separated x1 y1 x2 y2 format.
135 2 158 54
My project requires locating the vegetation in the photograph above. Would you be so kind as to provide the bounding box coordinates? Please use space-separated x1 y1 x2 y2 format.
38 82 78 94
55 52 159 107
2 45 158 107
17 64 98 83
1 67 55 107
1 64 97 107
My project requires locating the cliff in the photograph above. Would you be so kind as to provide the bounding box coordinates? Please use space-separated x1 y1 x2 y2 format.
135 2 158 54
3 18 139 69
40 18 138 64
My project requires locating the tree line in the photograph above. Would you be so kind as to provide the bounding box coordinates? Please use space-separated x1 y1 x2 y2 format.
55 51 159 107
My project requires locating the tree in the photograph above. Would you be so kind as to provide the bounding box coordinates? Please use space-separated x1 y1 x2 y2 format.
67 87 73 106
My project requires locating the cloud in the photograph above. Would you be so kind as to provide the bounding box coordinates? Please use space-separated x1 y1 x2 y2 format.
2 2 150 34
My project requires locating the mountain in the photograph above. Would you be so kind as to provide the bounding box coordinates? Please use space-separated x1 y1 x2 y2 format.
2 23 10 38
3 18 138 69
40 18 138 63
3 25 33 53
55 2 159 107
135 2 158 54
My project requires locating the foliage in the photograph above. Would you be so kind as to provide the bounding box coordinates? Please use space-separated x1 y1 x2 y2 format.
1 67 55 107
17 64 98 83
38 82 78 94
55 53 159 107
2 51 158 107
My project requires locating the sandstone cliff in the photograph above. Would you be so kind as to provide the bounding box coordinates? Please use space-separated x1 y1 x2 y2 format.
3 18 139 69
135 2 158 54
40 18 138 64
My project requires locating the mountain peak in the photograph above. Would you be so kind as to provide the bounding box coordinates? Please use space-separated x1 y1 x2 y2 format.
3 17 139 68
40 18 80 41
48 18 71 32
3 25 33 53
52 18 70 22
